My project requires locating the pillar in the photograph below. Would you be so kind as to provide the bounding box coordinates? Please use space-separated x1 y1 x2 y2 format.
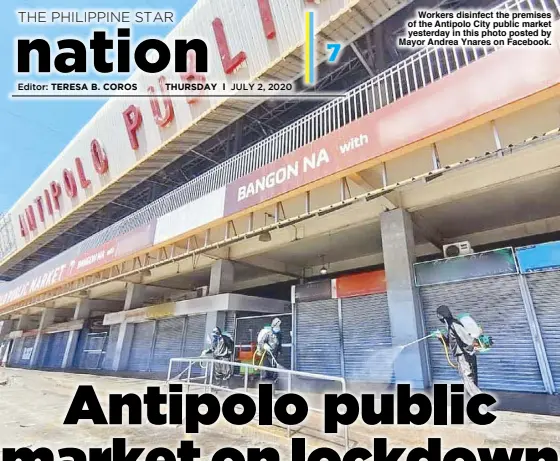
209 260 235 295
61 300 91 369
16 315 34 331
29 308 55 368
124 283 146 311
112 284 146 371
380 208 431 389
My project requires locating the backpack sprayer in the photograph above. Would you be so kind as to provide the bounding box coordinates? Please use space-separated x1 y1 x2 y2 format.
399 313 494 369
252 325 283 370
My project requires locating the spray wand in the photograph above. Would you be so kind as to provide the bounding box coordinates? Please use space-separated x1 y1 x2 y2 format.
400 333 436 349
400 330 458 369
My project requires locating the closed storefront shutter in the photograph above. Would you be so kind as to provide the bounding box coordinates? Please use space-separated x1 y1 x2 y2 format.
225 311 236 338
74 327 90 369
37 335 51 368
151 317 185 373
526 271 560 391
342 294 394 383
420 276 545 393
182 314 207 376
20 336 36 367
101 325 119 370
127 322 155 372
0 340 9 364
295 299 341 376
44 332 69 369
9 338 23 366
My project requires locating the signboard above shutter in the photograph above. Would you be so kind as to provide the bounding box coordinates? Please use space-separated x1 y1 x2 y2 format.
146 303 176 320
516 241 560 273
414 248 518 287
292 280 333 303
332 270 386 298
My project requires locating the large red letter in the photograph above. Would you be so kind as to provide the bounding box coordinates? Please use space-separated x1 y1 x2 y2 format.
180 50 207 105
91 139 109 174
34 196 45 223
25 205 37 232
44 189 54 216
148 76 174 127
50 181 62 210
123 105 143 150
257 0 276 39
19 214 28 238
212 18 247 74
63 169 78 198
75 158 91 189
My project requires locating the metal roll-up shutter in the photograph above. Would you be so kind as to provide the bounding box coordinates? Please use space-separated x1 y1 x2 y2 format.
420 275 545 393
342 294 394 383
37 335 51 368
74 327 90 369
127 322 155 372
9 338 23 366
151 317 185 373
20 336 36 367
0 340 9 364
225 311 236 338
296 299 341 376
44 332 69 369
102 325 119 370
526 271 560 390
183 314 207 376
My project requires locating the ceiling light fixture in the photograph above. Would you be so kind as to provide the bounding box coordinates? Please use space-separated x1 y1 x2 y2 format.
319 255 328 275
259 231 272 242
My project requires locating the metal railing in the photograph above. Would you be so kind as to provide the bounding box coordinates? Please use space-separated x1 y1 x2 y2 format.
2 0 558 267
167 356 349 449
0 214 16 262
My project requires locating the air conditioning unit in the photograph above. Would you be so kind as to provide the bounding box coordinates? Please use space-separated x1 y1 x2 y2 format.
443 241 473 258
196 286 209 298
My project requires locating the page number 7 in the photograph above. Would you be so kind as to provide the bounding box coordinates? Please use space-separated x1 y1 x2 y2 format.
326 43 342 63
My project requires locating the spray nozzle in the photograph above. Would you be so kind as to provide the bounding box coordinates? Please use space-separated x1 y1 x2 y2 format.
431 329 444 338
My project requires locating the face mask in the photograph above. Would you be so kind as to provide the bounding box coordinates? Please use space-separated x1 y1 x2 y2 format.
272 327 280 334
438 316 445 324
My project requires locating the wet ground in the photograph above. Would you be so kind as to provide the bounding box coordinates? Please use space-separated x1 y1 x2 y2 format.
0 368 558 459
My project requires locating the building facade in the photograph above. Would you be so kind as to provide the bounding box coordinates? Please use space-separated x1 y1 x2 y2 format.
1 0 560 396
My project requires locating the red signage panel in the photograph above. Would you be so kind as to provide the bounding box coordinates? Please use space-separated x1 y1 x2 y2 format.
332 270 386 299
223 41 560 216
0 221 157 307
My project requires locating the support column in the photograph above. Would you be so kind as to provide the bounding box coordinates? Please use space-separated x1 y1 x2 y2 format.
29 309 55 368
381 208 431 389
16 315 34 331
112 283 146 371
61 300 91 369
209 260 235 295
124 283 146 311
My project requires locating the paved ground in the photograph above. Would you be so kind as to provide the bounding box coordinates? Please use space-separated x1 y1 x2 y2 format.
0 368 558 459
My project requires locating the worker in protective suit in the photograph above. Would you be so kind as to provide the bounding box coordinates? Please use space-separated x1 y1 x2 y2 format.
201 327 235 388
256 317 283 386
435 305 482 397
